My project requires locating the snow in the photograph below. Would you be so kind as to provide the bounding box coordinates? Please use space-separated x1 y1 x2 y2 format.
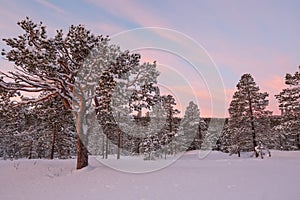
0 151 300 200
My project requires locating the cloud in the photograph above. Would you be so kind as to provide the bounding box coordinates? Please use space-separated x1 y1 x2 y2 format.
85 0 169 28
84 21 126 36
263 75 285 92
34 0 66 15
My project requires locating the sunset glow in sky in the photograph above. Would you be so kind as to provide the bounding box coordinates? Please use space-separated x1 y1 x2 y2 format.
1 0 299 117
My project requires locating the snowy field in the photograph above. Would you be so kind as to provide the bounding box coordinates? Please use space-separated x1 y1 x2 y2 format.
0 151 299 200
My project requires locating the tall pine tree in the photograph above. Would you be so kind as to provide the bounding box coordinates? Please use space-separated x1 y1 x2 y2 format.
227 74 272 157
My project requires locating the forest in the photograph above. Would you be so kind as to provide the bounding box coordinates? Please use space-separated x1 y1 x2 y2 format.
0 18 299 169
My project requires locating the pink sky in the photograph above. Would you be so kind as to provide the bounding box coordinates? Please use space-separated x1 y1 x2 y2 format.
1 0 299 117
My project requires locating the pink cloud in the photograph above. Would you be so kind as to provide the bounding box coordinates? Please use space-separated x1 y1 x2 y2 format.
85 0 169 28
263 75 285 92
208 39 296 81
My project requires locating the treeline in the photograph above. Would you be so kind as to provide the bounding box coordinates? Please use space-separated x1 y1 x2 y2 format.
0 93 209 160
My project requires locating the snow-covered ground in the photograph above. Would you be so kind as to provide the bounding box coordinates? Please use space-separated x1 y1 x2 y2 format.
0 151 299 200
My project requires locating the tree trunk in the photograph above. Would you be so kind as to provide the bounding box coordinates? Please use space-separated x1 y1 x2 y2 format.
75 111 89 169
50 127 56 159
169 109 173 133
247 91 258 157
164 148 167 160
250 118 258 157
102 135 105 159
117 112 120 159
297 133 300 150
77 137 88 169
105 136 109 159
28 141 33 159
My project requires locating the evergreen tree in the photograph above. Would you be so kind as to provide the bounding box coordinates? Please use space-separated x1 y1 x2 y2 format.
141 103 166 159
0 18 115 168
227 74 272 157
220 123 231 153
275 66 300 150
162 95 180 134
178 101 207 151
160 95 180 156
107 60 161 156
202 118 225 151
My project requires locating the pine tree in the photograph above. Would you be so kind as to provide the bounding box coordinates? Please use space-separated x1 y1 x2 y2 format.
202 118 226 151
0 18 113 168
0 18 157 168
162 95 180 134
141 103 166 159
227 74 272 157
220 123 231 153
178 101 207 151
160 95 180 156
93 59 161 157
275 66 300 150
